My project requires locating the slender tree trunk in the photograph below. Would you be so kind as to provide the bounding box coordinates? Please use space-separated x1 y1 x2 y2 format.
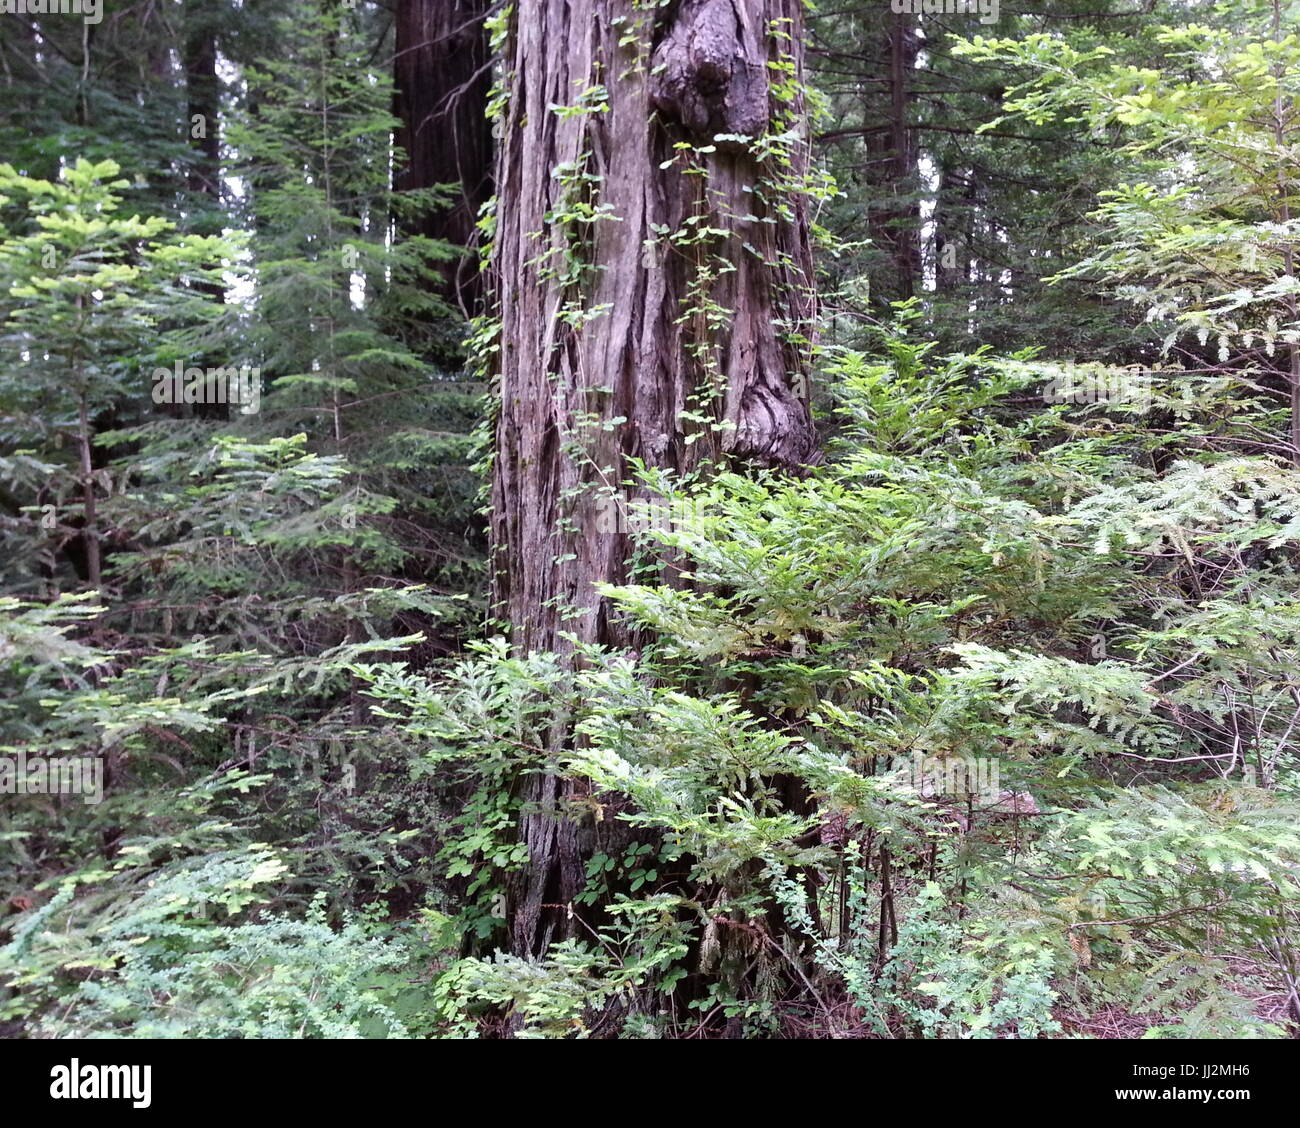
184 6 220 203
76 392 101 590
183 3 229 421
393 0 494 315
1271 0 1300 465
864 9 919 301
489 0 819 956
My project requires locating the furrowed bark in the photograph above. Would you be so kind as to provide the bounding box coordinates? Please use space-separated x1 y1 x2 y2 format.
488 0 819 956
394 0 494 315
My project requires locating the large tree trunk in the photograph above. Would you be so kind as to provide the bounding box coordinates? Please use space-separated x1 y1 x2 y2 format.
488 0 819 956
393 0 494 315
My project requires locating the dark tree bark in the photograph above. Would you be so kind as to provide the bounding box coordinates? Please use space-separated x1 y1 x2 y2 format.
182 2 230 421
488 0 820 956
936 168 977 297
864 10 920 301
184 5 220 202
393 0 494 315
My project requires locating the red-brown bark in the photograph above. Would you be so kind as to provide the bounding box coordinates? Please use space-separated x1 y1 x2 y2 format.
488 0 820 954
394 0 494 314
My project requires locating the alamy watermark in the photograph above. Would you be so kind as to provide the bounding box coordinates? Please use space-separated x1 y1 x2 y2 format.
1 0 101 25
233 728 364 796
558 493 706 539
50 1059 150 1109
152 360 262 415
0 751 103 805
1041 362 1158 411
891 0 1000 25
895 751 1001 804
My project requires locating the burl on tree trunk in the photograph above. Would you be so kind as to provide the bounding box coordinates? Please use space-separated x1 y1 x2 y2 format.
488 0 819 956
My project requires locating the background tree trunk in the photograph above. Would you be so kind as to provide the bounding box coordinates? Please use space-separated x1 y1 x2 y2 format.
184 1 230 421
393 0 494 315
184 4 220 203
489 0 820 956
864 10 920 302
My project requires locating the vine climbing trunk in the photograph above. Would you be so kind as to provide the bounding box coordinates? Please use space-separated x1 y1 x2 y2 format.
488 0 820 957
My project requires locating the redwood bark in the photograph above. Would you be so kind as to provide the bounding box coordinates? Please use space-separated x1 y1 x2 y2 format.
393 0 494 314
488 0 819 955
